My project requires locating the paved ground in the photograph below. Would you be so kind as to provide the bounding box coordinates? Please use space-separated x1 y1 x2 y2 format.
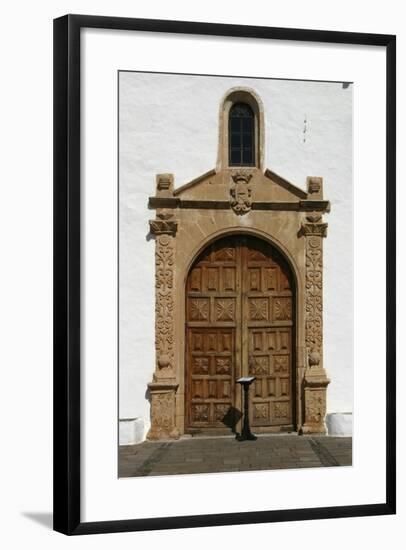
119 435 352 477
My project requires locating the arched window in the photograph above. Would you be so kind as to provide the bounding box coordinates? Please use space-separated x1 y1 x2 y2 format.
217 88 264 171
229 103 255 166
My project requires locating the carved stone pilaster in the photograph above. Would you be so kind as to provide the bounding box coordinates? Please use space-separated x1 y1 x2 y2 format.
147 210 179 440
301 213 330 434
304 230 324 361
149 212 177 378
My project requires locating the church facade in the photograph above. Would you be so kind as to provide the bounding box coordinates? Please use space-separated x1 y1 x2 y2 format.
118 74 353 444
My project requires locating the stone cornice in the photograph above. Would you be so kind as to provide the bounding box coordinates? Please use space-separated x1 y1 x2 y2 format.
149 197 330 212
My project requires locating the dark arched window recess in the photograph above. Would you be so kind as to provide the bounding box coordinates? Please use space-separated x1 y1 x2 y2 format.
229 103 255 166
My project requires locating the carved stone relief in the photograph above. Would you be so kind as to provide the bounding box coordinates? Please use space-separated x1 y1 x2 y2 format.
229 170 253 214
149 216 177 378
305 234 324 359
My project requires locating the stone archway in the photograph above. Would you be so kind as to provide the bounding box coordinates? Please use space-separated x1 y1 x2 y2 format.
185 233 296 435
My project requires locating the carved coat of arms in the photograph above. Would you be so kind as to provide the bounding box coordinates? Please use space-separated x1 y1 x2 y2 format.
230 171 253 214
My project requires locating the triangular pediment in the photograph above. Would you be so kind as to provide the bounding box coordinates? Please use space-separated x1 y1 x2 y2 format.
263 169 308 200
173 168 308 202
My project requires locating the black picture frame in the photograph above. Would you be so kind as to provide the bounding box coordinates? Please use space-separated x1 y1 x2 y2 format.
53 14 396 535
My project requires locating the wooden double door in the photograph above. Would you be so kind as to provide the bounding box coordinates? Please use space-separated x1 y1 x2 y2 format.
185 235 295 434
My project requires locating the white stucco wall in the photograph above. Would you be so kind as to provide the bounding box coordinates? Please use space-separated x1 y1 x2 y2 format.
119 72 353 440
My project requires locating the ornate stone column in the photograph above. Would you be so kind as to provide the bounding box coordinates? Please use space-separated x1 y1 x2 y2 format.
147 174 180 440
300 177 331 435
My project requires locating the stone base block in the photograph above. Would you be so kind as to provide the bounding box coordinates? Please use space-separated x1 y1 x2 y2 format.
302 367 330 435
146 381 180 441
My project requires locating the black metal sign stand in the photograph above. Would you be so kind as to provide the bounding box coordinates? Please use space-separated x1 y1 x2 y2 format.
236 376 257 441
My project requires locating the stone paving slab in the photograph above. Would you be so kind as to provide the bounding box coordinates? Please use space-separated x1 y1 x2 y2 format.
119 435 352 477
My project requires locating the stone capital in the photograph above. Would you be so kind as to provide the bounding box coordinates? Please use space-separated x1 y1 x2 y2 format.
149 218 178 236
300 222 328 238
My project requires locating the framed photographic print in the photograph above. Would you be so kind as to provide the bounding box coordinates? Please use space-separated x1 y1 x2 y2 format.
53 14 396 535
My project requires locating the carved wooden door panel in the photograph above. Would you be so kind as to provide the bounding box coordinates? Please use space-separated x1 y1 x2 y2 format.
242 239 294 429
185 236 293 433
186 237 241 431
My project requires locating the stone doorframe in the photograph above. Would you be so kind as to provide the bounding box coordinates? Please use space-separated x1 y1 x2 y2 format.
146 169 331 440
